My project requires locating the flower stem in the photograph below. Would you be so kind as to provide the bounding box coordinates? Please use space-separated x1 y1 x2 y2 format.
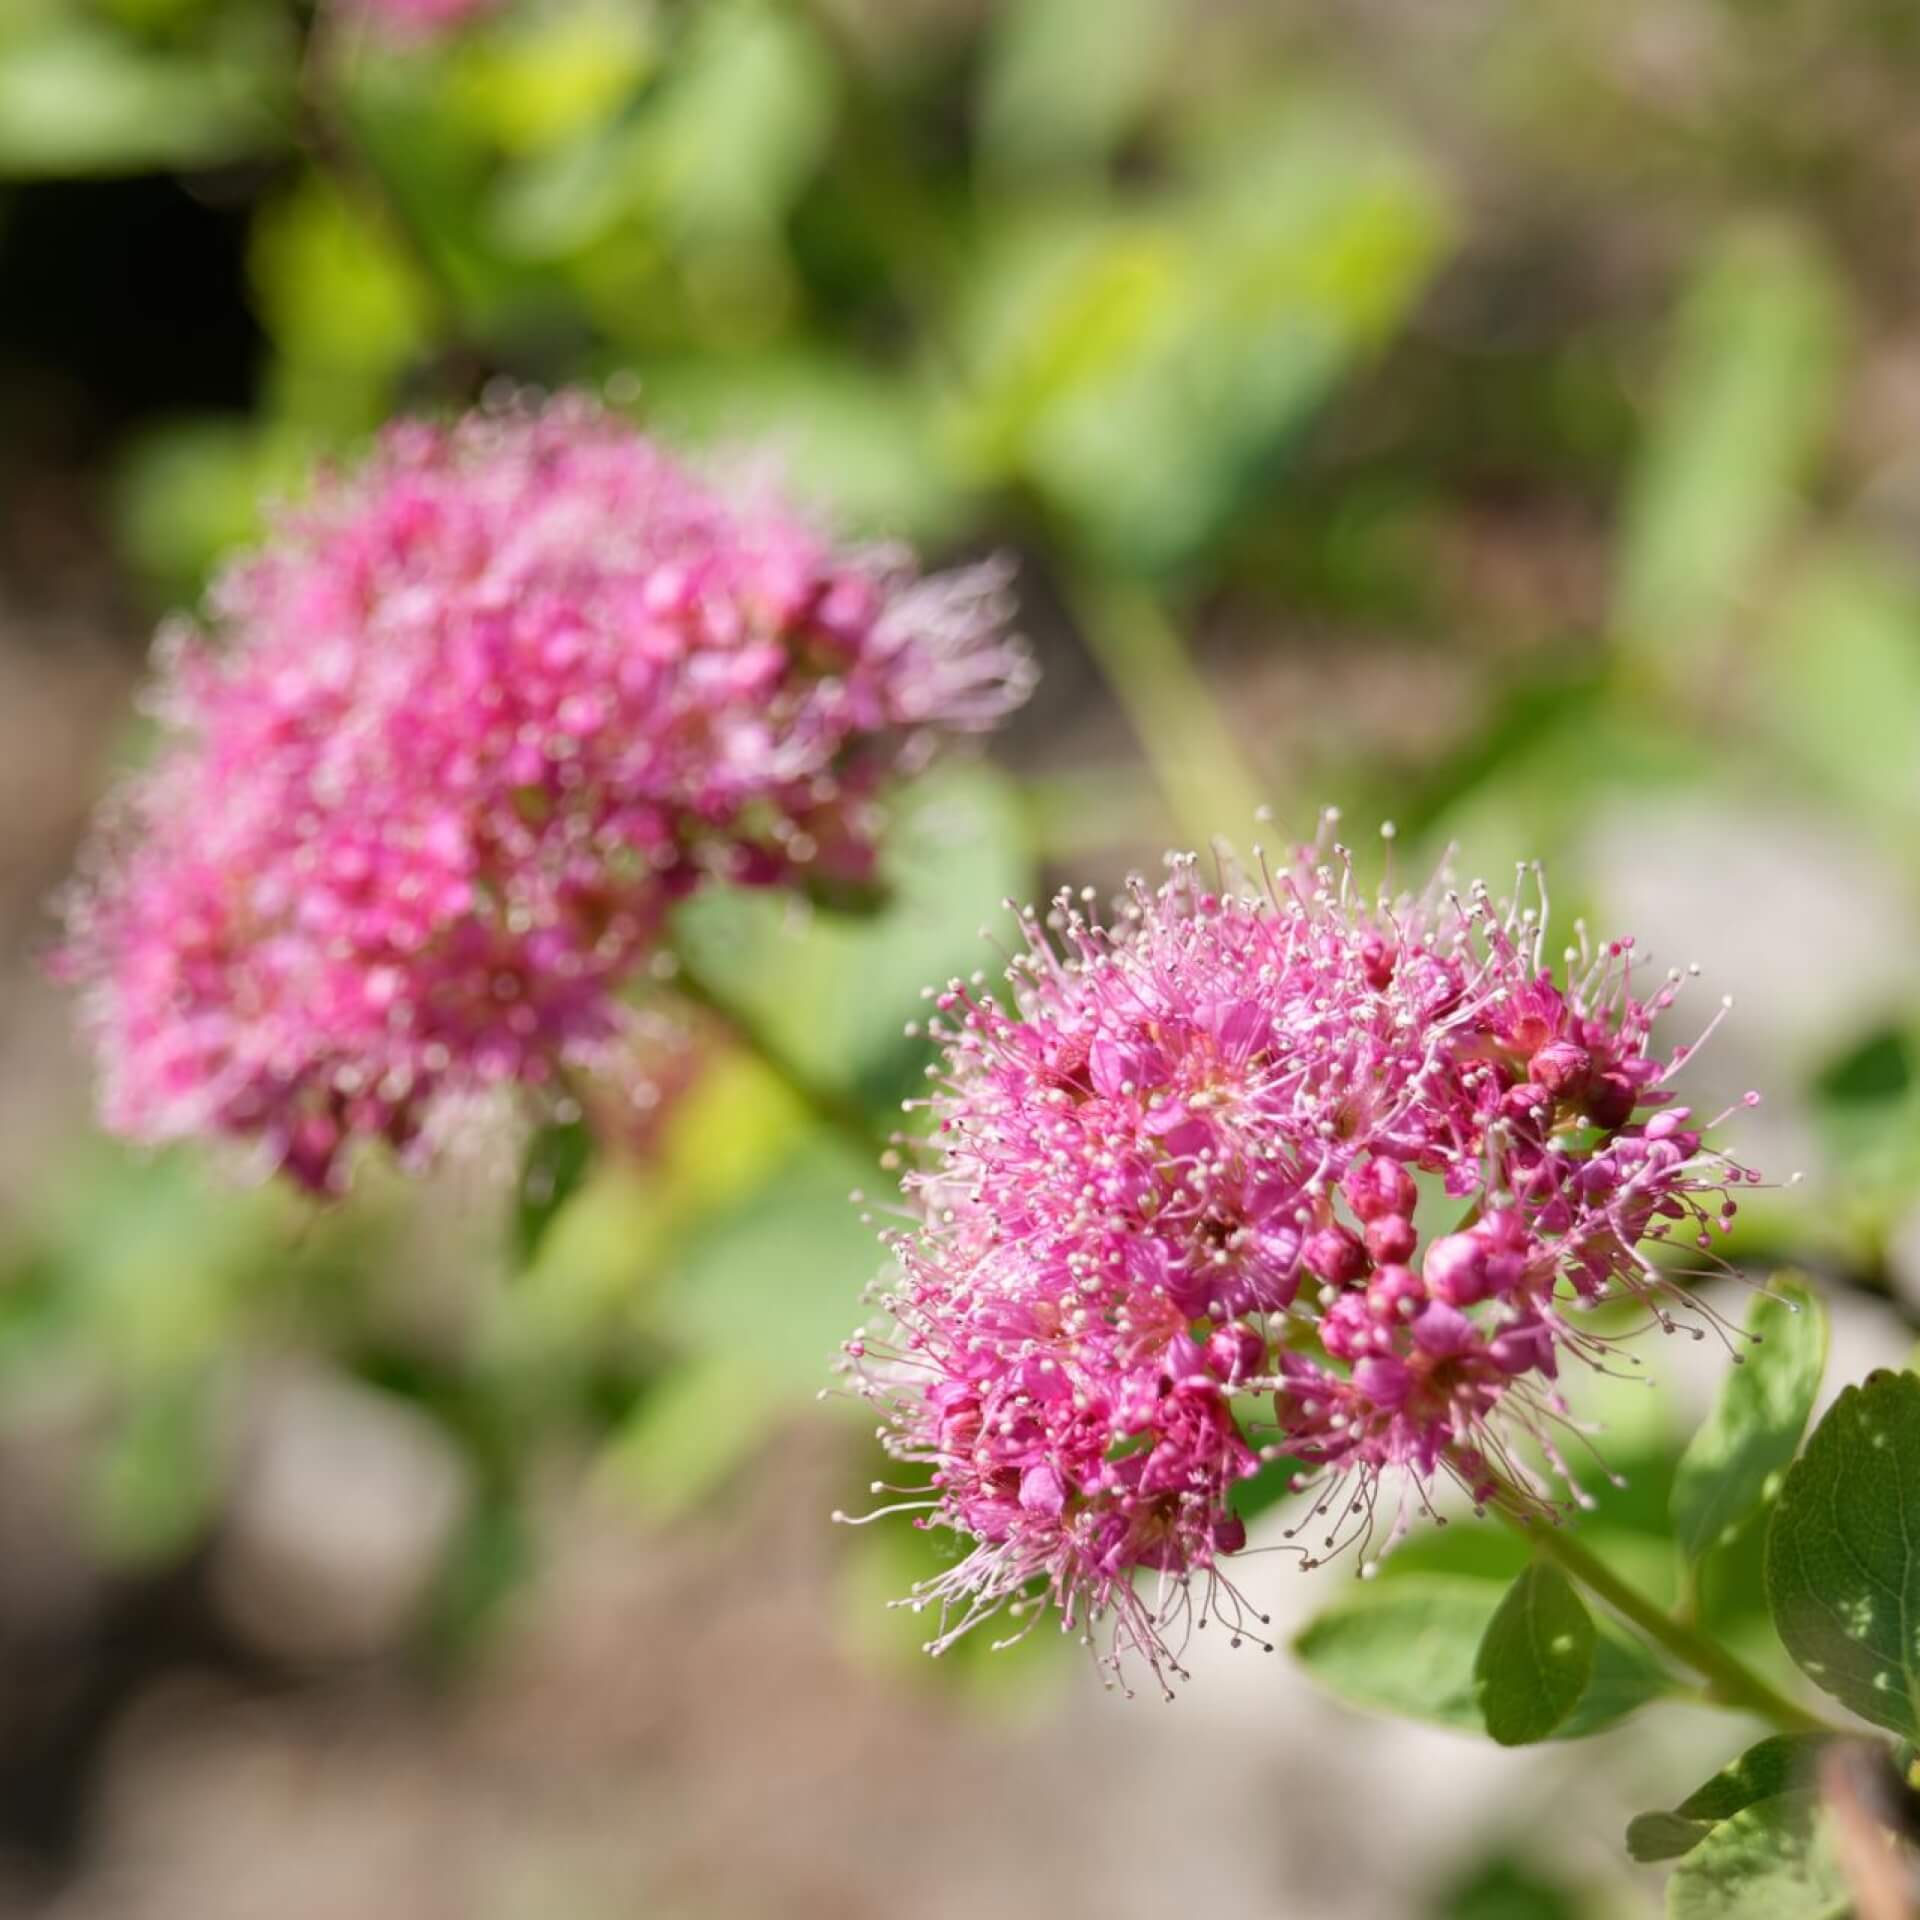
1503 1512 1833 1735
1053 565 1270 850
666 951 899 1174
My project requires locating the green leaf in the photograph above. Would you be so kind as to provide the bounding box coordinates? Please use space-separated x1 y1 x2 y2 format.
956 96 1449 573
1767 1368 1920 1736
1294 1574 1669 1737
670 763 1032 1105
1473 1561 1596 1745
1677 1734 1836 1821
663 1140 879 1395
1615 221 1843 665
1672 1276 1829 1562
1626 1734 1834 1863
1627 1812 1713 1865
0 22 284 178
597 1352 773 1518
513 1117 594 1268
1558 1621 1677 1738
1293 1576 1494 1732
978 0 1172 181
1666 1791 1849 1920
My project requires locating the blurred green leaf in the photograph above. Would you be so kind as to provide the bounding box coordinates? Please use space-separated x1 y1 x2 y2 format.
671 762 1032 1102
637 350 964 541
662 1138 876 1395
977 0 1172 182
1434 1856 1583 1920
632 0 834 242
597 1350 771 1517
1473 1561 1595 1745
86 1370 222 1566
1627 1734 1835 1863
1757 542 1920 830
1767 1368 1920 1737
447 0 656 156
251 178 435 388
1815 1025 1914 1106
1672 1276 1828 1563
957 97 1450 572
0 21 285 178
513 1117 594 1268
1615 222 1843 664
1665 1791 1848 1920
1295 1573 1668 1736
113 416 318 606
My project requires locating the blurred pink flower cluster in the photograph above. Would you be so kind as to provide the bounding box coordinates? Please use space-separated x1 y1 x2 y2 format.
344 0 502 40
59 394 1029 1191
841 828 1755 1692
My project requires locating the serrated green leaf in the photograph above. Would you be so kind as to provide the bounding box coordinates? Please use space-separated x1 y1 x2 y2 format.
1294 1573 1671 1738
1473 1561 1596 1745
1767 1368 1920 1737
1666 1791 1849 1920
1673 1276 1829 1562
1626 1734 1834 1863
513 1117 594 1268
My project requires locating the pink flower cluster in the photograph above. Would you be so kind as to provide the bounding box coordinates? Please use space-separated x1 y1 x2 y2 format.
840 828 1755 1693
59 394 1030 1191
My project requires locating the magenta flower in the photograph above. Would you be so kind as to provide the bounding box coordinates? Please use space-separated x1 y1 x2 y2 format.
839 825 1755 1693
58 394 1030 1191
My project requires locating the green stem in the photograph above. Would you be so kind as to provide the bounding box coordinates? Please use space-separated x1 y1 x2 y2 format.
1504 1513 1833 1735
667 951 899 1173
1053 565 1270 849
776 5 1267 851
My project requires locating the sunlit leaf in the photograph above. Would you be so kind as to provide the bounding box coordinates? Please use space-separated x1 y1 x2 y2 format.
1626 1734 1834 1863
1766 1368 1920 1736
0 21 285 178
1666 1791 1848 1920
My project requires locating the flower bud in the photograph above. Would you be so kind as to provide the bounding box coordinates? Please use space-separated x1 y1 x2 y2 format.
1206 1322 1269 1385
1529 1039 1589 1095
1365 1212 1418 1264
1343 1156 1418 1223
1302 1223 1368 1286
1423 1231 1491 1307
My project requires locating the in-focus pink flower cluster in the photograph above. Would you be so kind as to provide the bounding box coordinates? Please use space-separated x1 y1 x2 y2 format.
59 394 1030 1191
839 824 1756 1694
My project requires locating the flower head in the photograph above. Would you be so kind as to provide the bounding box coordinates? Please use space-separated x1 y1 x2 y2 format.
839 823 1755 1693
58 393 1030 1190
